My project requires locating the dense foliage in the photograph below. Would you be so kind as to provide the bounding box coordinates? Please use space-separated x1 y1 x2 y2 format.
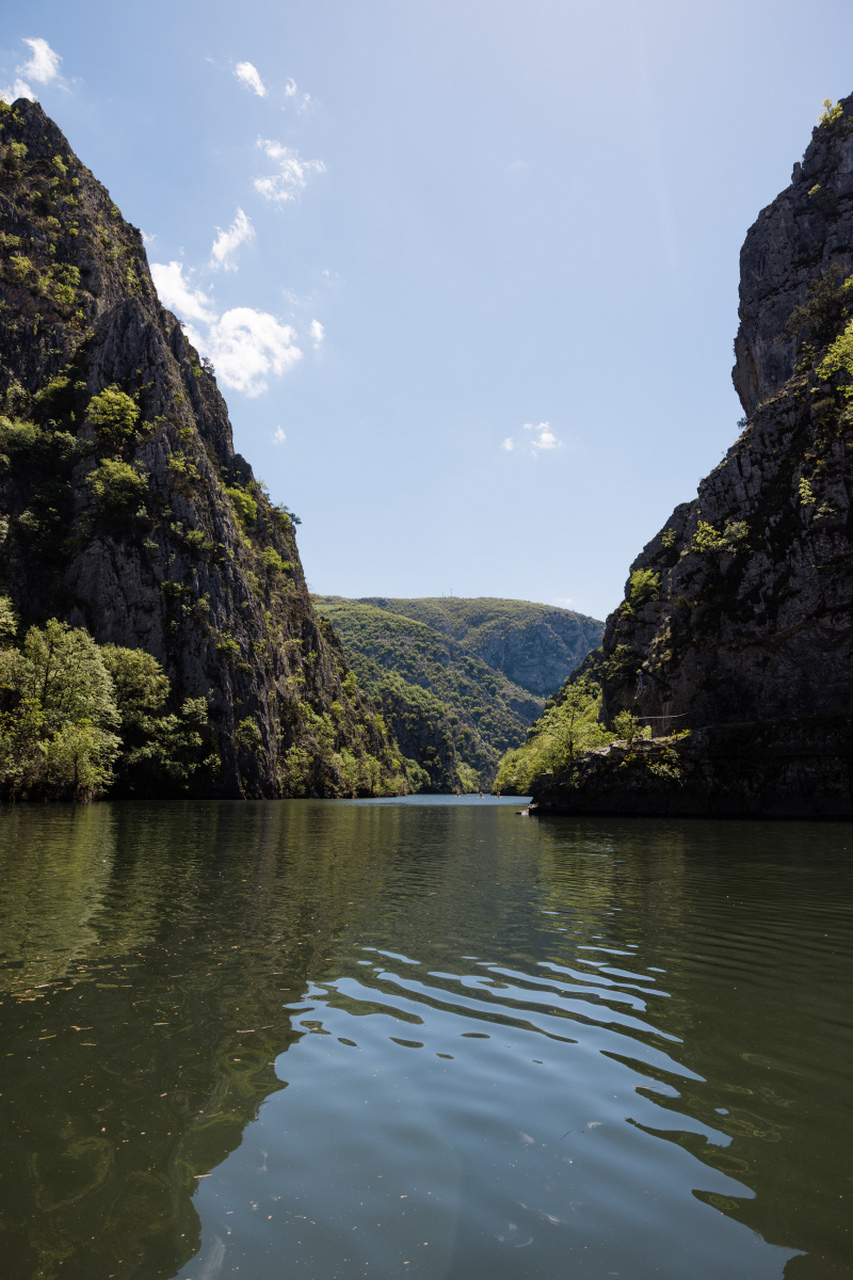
494 675 649 794
313 597 547 791
354 596 603 697
0 600 220 801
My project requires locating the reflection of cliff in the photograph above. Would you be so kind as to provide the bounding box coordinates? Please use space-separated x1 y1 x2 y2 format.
0 803 397 1280
533 819 851 1278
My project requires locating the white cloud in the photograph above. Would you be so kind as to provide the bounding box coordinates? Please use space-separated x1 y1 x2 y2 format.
185 308 302 398
502 421 562 456
235 61 266 97
150 261 216 325
20 37 61 83
284 78 297 97
152 249 305 398
309 319 325 348
524 421 561 453
272 427 287 445
254 138 325 204
2 78 33 102
2 36 62 102
210 207 254 271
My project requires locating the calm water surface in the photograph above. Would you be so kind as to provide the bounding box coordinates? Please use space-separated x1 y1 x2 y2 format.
0 798 850 1280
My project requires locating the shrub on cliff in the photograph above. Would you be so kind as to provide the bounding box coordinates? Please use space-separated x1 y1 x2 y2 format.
87 385 140 447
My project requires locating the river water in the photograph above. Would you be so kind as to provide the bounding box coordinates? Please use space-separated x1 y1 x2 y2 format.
0 797 850 1280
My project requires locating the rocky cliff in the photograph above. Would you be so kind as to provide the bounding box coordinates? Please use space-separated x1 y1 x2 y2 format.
0 98 406 798
532 95 853 817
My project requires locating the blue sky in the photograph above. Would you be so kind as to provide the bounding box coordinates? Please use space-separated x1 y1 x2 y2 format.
4 1 853 621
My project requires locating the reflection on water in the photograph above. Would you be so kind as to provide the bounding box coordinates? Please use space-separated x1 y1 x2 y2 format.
0 800 851 1279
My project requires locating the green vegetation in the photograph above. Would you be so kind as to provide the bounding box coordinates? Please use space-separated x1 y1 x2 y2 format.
799 476 816 505
313 596 553 790
495 676 635 793
225 484 258 526
87 385 141 446
0 604 216 801
817 319 853 396
819 98 844 127
89 458 148 512
691 518 750 554
628 568 660 607
352 595 603 698
787 265 853 358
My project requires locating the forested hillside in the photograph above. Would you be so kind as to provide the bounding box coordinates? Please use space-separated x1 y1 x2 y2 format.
313 596 601 791
357 597 602 697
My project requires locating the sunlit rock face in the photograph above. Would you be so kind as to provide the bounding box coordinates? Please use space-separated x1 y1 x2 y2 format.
533 95 853 817
0 99 400 798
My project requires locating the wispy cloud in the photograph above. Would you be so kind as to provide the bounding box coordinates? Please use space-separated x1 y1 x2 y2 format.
2 36 63 102
254 139 325 204
150 261 215 325
309 319 325 349
151 260 302 398
272 427 287 445
235 61 266 97
283 77 311 111
210 207 254 271
501 421 562 456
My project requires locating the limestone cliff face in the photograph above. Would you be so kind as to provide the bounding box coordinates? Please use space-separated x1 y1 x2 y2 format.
532 95 853 817
733 93 853 414
0 99 402 798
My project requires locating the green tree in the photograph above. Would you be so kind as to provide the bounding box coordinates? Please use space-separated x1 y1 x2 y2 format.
0 619 121 800
101 645 216 795
89 458 148 511
87 385 140 447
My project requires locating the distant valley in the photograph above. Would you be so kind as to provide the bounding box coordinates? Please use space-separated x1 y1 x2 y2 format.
312 596 603 791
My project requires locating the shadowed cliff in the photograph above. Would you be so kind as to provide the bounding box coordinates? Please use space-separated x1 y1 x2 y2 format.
0 99 406 798
531 95 853 817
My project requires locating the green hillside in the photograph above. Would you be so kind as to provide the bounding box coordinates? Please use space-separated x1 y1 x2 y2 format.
355 597 603 698
312 596 602 791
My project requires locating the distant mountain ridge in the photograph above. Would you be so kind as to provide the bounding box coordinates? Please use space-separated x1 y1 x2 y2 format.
313 596 603 790
354 597 603 698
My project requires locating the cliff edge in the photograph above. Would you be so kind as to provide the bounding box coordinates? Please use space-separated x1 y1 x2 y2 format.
0 99 406 798
531 95 853 817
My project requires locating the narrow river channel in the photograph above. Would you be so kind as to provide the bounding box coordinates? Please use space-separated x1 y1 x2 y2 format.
0 797 850 1279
